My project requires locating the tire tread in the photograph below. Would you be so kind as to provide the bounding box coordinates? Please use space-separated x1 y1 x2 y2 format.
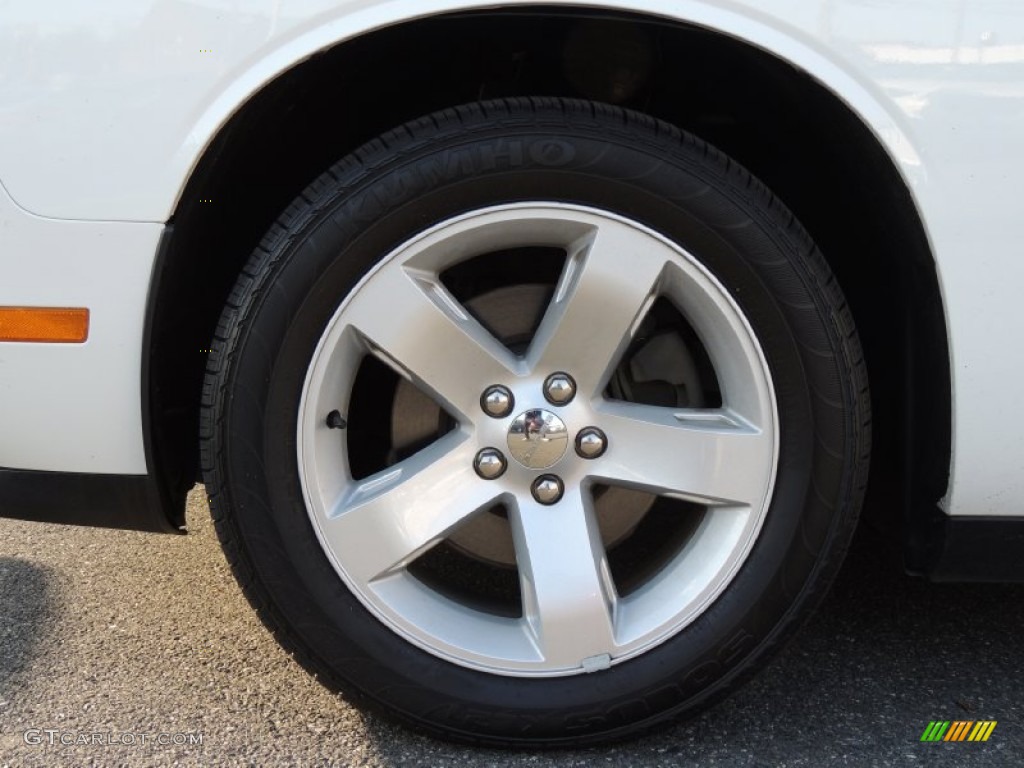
200 97 871 747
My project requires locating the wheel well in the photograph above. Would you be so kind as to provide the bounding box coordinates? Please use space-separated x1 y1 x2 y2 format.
150 7 950 564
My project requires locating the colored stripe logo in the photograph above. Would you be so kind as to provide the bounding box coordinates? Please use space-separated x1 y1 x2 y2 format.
920 721 997 742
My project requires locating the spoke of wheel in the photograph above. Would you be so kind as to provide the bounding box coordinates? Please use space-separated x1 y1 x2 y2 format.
594 401 774 507
527 221 668 397
322 434 502 584
509 489 618 667
343 264 523 420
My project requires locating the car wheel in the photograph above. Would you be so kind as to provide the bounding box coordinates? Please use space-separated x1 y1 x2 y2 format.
201 98 870 746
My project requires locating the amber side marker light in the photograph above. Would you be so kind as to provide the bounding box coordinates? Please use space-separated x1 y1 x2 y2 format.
0 307 89 343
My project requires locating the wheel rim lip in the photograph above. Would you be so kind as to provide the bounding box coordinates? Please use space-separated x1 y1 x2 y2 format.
296 202 779 677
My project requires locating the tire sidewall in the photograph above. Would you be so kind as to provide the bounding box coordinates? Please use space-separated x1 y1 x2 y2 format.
217 105 857 742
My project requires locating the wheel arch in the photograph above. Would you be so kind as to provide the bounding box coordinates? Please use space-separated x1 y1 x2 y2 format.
165 2 928 221
148 5 950 571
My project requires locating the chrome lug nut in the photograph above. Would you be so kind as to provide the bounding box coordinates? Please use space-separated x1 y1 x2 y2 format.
531 475 564 505
575 427 608 459
480 385 515 418
543 372 577 405
474 448 508 480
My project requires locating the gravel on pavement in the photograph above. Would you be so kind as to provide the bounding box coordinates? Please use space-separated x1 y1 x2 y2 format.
0 486 1021 767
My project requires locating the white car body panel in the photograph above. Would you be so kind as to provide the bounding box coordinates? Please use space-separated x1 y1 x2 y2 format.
1 1 1022 513
0 182 155 473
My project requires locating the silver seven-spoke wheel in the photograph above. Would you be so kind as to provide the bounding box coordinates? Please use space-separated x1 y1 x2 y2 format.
298 204 778 675
203 99 869 745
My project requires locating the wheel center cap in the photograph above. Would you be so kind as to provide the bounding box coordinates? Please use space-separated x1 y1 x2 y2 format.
507 409 569 469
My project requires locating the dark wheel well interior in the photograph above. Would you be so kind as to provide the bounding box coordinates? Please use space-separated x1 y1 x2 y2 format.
149 7 950 568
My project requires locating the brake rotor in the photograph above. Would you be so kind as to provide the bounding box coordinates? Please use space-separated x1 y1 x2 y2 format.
390 283 655 568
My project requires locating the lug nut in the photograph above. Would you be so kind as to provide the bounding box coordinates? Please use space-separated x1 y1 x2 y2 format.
480 385 515 418
543 373 576 405
474 448 508 480
531 475 564 505
575 427 608 459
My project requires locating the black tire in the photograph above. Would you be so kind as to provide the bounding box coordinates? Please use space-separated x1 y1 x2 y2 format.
200 98 870 746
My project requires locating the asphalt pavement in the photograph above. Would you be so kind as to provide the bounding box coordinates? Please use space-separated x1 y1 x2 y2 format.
0 486 1021 767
